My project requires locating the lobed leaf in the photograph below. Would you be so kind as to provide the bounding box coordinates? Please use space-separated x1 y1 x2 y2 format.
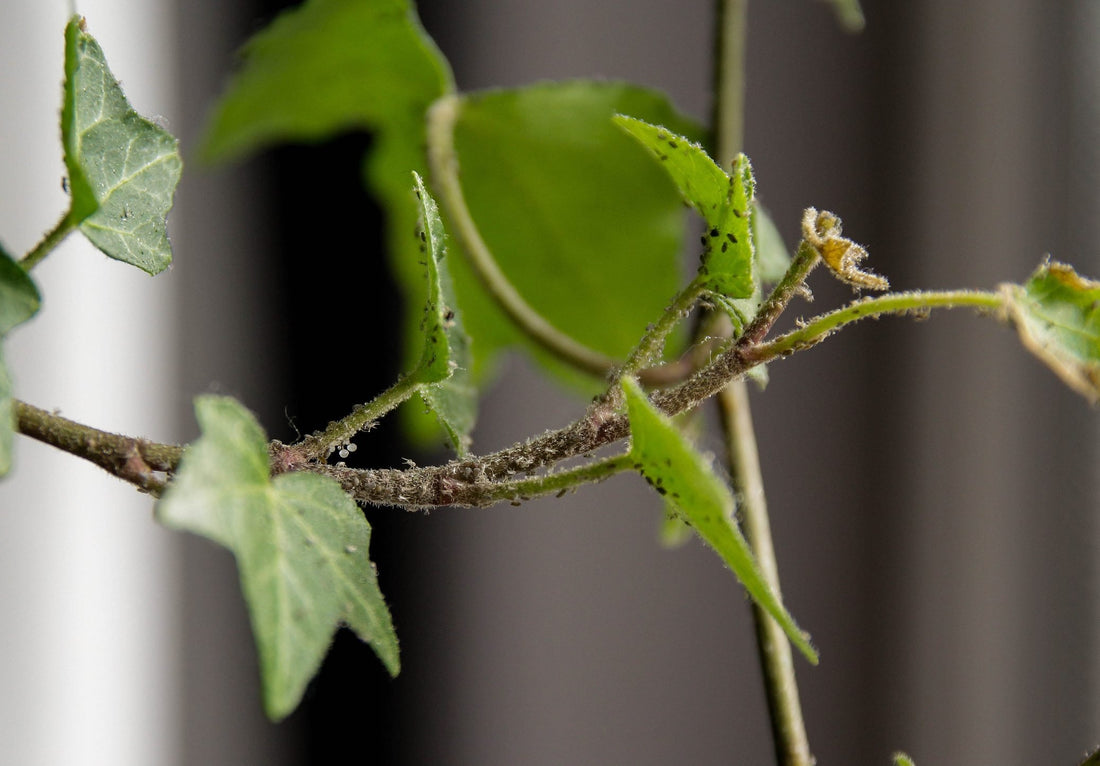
157 396 399 720
448 83 702 383
1002 260 1100 404
622 377 818 664
410 173 475 454
613 115 755 301
63 16 182 275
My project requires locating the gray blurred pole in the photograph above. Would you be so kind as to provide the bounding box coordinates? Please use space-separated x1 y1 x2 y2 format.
0 2 181 764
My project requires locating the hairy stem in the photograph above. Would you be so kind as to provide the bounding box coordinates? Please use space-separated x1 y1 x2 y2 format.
713 0 815 764
21 211 77 270
14 399 182 494
425 95 618 379
755 289 1004 360
296 374 423 460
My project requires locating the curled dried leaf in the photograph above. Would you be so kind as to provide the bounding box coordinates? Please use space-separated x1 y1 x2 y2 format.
802 207 888 291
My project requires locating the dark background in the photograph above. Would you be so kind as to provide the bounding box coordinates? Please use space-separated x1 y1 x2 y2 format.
171 1 1099 764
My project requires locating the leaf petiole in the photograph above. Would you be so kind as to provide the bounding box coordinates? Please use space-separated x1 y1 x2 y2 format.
20 210 77 271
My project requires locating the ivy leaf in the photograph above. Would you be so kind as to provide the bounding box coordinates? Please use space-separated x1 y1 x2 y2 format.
410 173 475 454
0 252 41 476
63 16 182 275
613 115 755 302
157 396 399 720
0 251 41 337
622 377 818 664
1002 260 1100 404
448 83 702 382
197 0 454 446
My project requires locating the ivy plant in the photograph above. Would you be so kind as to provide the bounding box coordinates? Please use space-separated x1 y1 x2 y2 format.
4 3 1100 765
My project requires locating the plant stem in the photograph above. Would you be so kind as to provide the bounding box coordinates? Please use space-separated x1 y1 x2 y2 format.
14 399 182 494
297 374 423 459
713 0 815 764
717 384 812 766
754 289 1004 361
21 210 77 270
425 95 619 380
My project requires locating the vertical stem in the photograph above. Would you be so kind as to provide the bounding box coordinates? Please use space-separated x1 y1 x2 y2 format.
712 1 814 764
717 385 813 766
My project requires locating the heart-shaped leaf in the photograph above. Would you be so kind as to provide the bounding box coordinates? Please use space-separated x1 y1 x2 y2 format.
62 16 182 275
157 396 399 720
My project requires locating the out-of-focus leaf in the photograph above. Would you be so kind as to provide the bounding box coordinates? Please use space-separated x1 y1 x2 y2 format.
63 16 181 275
753 202 790 285
198 0 454 446
157 396 399 720
410 173 475 454
1002 260 1100 404
448 83 702 382
0 252 40 476
0 252 40 337
622 377 818 664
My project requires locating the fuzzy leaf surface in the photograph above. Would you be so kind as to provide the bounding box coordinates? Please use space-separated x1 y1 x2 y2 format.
63 17 181 274
622 377 817 663
157 396 399 720
614 115 755 300
449 83 701 383
1002 260 1100 403
410 173 475 453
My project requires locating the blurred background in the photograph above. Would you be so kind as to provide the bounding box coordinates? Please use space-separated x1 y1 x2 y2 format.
1 0 1098 763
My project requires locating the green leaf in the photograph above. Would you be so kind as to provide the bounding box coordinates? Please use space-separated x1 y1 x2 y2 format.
892 753 916 766
199 0 452 163
822 0 866 32
1002 260 1100 404
410 173 475 454
1080 747 1100 766
613 115 755 301
0 252 41 476
0 251 41 337
157 396 399 720
63 16 182 275
753 202 791 285
448 83 702 382
622 376 818 664
198 0 454 444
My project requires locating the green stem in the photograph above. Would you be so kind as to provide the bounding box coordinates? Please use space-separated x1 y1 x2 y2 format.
21 210 77 270
754 289 1004 361
717 384 813 766
713 1 814 764
425 95 618 380
613 276 707 385
297 374 423 459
